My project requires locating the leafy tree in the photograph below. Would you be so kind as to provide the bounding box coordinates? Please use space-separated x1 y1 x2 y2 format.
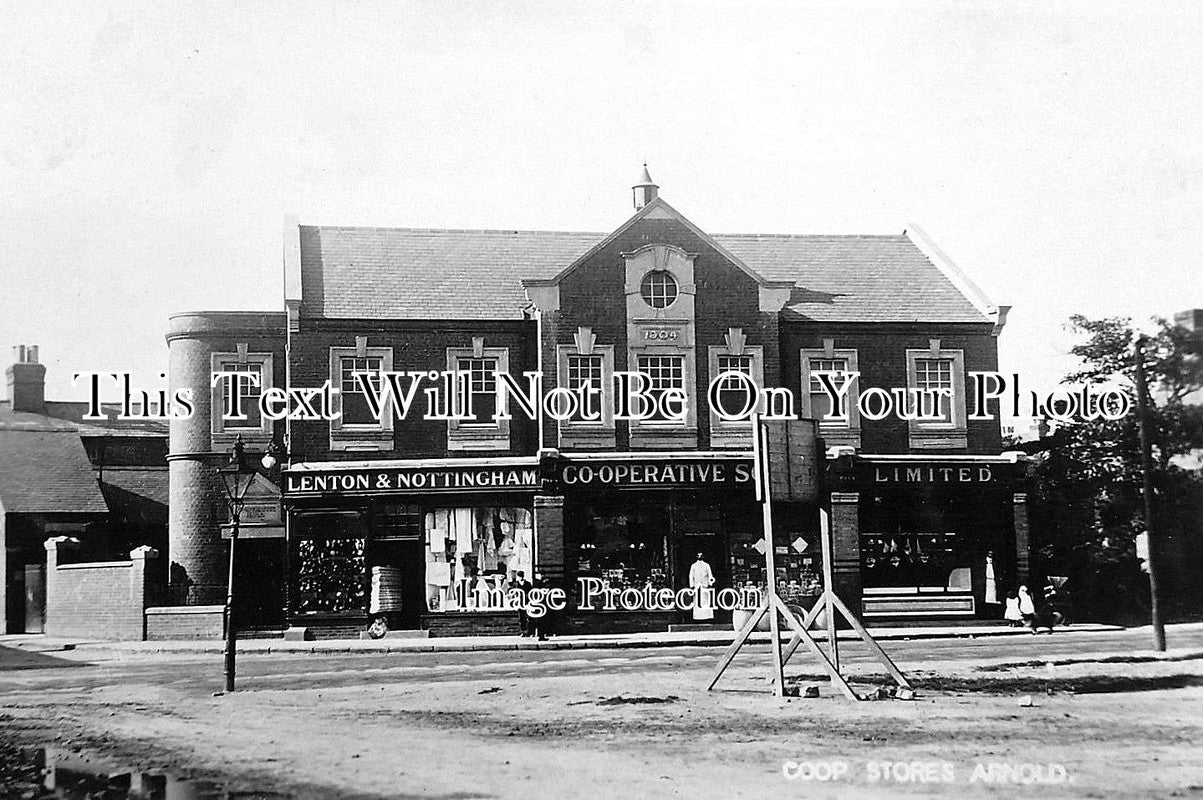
1027 315 1203 621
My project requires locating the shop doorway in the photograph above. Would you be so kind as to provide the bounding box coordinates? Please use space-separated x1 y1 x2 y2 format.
366 538 425 629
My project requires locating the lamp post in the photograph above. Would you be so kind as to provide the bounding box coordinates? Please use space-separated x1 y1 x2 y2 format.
218 436 258 692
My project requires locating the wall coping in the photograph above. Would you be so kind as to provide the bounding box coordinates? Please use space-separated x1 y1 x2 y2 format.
58 561 132 571
146 605 225 615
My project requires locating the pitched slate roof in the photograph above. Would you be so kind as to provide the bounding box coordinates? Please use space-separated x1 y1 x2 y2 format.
0 401 167 516
716 233 987 323
301 226 603 321
0 401 169 436
0 429 108 514
98 466 169 507
299 222 991 324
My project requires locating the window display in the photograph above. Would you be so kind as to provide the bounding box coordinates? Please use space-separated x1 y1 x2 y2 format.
572 502 670 601
860 532 969 590
729 537 821 604
294 537 367 614
424 506 533 612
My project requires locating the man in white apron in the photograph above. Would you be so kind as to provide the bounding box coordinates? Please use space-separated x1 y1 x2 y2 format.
689 553 716 621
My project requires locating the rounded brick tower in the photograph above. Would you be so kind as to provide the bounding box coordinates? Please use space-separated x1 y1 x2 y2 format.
166 312 286 605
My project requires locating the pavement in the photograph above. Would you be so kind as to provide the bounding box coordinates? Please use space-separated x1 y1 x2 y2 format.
0 620 1128 655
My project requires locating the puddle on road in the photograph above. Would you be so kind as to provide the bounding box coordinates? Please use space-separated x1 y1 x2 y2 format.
0 741 291 799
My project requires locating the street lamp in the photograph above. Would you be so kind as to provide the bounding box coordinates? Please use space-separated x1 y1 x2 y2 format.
218 436 258 692
259 441 282 471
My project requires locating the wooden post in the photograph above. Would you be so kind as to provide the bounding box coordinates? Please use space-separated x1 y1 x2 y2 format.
708 417 911 700
819 506 839 671
753 413 786 696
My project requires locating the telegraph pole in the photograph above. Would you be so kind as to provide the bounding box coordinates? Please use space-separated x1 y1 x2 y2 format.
1133 336 1166 652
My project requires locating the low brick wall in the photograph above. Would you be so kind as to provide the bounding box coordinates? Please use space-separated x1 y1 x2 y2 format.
44 538 158 641
145 605 225 640
422 612 522 637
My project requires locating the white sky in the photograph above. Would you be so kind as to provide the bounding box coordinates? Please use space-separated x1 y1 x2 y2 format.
1 1 1200 413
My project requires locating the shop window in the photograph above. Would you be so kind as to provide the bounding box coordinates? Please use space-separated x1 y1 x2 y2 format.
446 343 511 451
860 532 972 593
799 347 861 448
293 539 367 615
556 330 616 449
423 507 533 612
289 511 370 616
707 333 765 448
329 343 394 452
571 501 670 598
905 344 967 449
211 351 273 444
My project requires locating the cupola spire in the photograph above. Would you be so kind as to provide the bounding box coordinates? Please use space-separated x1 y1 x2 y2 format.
632 163 659 210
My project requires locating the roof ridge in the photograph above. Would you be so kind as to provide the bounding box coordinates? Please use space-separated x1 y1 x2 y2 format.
714 232 907 240
307 224 607 237
305 224 909 240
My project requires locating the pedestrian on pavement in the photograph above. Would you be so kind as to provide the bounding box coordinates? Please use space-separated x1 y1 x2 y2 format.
1004 590 1023 626
513 570 533 637
531 572 552 641
1018 584 1036 628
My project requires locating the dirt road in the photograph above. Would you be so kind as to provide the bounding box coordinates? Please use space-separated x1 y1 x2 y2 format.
2 628 1201 799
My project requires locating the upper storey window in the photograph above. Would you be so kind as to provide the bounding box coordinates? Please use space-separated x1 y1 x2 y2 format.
446 339 511 452
340 355 384 425
905 340 968 450
799 343 861 450
211 351 274 443
912 357 955 426
329 340 394 452
640 270 678 309
456 356 499 425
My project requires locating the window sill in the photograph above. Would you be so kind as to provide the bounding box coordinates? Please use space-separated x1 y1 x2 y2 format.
558 426 617 450
448 426 511 452
629 426 698 450
818 428 861 449
908 429 968 450
330 427 393 452
709 426 753 449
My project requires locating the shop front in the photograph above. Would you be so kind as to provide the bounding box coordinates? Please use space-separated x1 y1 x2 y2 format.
282 458 541 638
552 453 825 632
280 452 1027 637
282 452 809 637
846 456 1029 620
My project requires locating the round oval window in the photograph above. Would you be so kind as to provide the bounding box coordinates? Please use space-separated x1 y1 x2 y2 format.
640 270 678 309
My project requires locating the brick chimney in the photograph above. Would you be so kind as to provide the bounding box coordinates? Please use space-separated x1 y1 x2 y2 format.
7 345 46 413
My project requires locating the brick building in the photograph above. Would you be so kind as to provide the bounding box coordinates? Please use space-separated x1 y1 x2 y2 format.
1 345 168 633
167 170 1030 638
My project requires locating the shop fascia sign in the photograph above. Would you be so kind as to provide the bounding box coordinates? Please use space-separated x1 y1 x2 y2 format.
284 456 764 496
866 462 1001 484
558 458 754 488
285 464 541 496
